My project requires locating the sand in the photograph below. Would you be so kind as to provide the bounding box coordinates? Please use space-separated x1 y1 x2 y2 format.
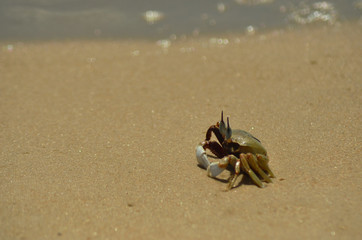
1 23 361 239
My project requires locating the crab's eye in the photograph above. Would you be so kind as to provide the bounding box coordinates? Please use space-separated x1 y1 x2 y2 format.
219 111 227 137
226 117 232 139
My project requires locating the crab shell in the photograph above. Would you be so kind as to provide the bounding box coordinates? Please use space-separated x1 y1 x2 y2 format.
222 129 267 157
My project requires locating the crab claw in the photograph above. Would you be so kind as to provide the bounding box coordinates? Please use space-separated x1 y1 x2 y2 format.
207 162 225 177
196 144 210 169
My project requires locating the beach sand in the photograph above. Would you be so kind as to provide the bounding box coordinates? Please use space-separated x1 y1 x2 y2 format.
1 23 361 239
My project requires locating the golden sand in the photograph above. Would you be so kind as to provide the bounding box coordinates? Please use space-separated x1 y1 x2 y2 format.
1 23 361 239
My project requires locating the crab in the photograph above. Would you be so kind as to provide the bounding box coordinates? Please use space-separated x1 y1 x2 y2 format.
196 112 275 189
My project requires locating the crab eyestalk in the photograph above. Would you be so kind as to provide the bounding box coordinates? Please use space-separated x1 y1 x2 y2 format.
226 117 232 139
219 111 227 137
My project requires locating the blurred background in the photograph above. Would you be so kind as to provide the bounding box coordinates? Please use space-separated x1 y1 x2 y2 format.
0 0 361 41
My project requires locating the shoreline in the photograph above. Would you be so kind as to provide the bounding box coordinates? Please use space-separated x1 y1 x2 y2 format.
1 19 360 44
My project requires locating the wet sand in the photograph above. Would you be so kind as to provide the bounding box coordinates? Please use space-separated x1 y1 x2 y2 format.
1 23 361 239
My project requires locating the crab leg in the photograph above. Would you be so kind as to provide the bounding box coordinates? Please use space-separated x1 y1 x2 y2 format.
205 125 224 143
239 153 264 188
227 173 246 190
201 140 225 158
206 154 241 190
256 154 276 178
226 155 241 189
246 153 272 183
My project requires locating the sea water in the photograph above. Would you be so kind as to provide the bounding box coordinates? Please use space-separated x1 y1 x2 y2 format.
0 0 360 41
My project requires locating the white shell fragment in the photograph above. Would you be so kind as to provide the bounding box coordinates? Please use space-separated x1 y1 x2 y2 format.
196 145 210 169
207 162 225 177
